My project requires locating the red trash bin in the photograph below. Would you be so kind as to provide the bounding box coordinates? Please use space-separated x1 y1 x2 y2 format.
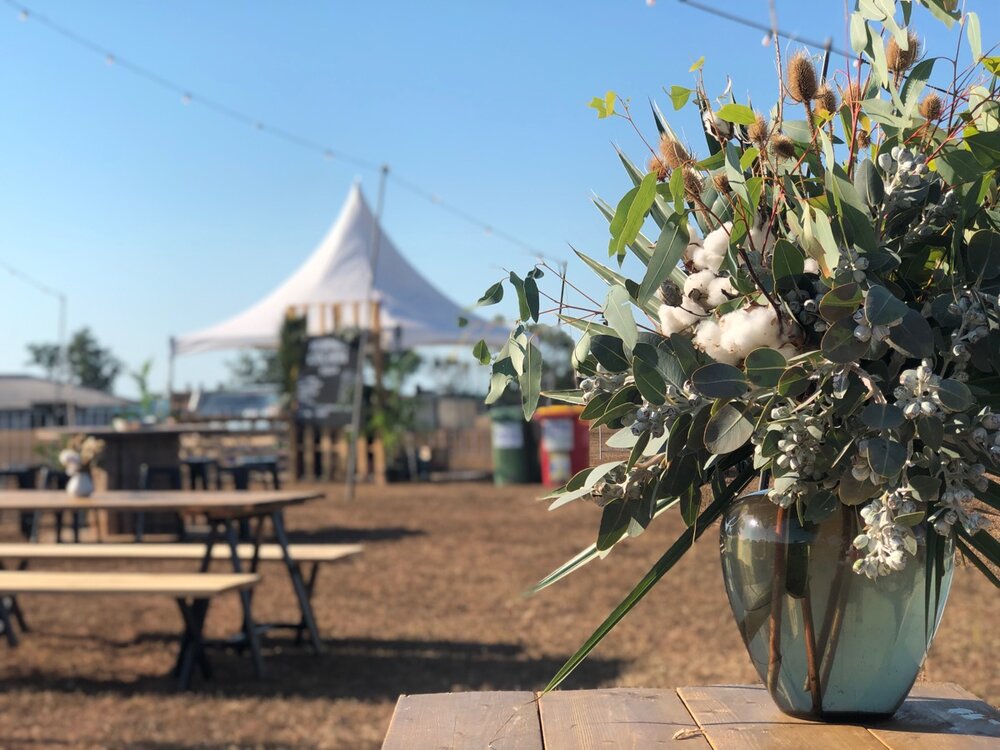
534 405 589 487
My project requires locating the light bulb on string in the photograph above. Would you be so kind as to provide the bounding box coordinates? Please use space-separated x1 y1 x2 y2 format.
105 54 115 65
323 149 334 161
181 92 192 105
17 9 28 21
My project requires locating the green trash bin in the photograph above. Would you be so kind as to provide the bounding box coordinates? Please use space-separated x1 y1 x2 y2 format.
490 406 535 485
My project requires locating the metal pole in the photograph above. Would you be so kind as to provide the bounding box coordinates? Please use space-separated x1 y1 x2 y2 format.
345 164 390 501
58 294 74 427
167 337 176 417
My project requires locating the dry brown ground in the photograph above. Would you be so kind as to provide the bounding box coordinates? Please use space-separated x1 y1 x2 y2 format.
0 481 995 749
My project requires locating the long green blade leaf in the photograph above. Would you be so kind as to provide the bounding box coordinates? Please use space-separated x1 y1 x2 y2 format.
542 464 754 692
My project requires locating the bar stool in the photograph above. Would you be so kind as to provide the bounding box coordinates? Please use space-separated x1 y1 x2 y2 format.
135 464 184 541
183 457 220 490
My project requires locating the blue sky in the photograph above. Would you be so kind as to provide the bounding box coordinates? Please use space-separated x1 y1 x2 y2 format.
0 1 995 397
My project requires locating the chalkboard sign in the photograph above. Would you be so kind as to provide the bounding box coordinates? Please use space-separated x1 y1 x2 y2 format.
296 335 359 426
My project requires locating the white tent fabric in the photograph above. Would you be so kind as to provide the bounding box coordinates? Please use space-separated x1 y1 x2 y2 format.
172 184 508 356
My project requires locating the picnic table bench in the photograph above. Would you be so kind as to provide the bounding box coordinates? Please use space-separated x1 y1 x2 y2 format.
0 570 258 690
0 542 362 643
381 684 1000 749
0 489 327 660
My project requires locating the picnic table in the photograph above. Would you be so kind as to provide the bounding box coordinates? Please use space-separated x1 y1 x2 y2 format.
381 684 1000 749
0 489 326 661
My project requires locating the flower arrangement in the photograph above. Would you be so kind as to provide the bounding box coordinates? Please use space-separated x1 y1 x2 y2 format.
474 0 1000 693
59 435 105 477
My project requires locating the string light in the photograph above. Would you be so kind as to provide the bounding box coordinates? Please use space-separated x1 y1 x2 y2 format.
3 0 549 260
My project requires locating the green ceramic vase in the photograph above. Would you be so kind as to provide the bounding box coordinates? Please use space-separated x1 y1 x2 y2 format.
719 491 954 720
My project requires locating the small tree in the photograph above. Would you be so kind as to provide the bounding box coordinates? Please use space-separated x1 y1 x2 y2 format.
67 328 121 392
26 343 62 381
27 328 121 392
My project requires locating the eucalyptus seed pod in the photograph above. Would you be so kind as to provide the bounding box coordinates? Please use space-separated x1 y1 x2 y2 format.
787 51 818 103
887 30 920 73
918 93 943 121
747 113 769 148
682 168 703 200
841 81 862 109
815 85 838 116
771 134 796 159
648 156 669 181
659 135 691 169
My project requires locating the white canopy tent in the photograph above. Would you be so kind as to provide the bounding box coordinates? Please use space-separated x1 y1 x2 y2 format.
171 183 508 361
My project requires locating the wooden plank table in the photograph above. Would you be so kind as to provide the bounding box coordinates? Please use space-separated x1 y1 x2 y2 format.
381 684 1000 749
0 490 326 660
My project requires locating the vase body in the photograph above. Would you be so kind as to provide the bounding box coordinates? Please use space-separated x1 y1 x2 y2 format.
66 472 94 498
719 491 954 720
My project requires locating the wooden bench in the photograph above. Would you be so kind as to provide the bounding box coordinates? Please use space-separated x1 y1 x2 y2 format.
0 542 364 643
0 542 362 644
0 570 259 690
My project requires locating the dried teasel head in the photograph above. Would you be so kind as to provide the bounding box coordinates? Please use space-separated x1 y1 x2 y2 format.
841 81 863 109
918 93 943 122
771 134 796 160
747 113 769 148
815 85 839 116
682 168 703 200
856 129 871 149
712 172 731 194
648 156 669 181
659 135 692 169
886 30 920 73
787 51 818 103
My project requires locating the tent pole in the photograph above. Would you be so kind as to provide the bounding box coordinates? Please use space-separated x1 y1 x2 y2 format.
345 164 390 501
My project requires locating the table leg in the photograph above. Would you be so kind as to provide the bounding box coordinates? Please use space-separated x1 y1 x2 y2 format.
222 519 265 678
174 597 212 690
0 599 18 647
295 563 320 646
270 510 322 652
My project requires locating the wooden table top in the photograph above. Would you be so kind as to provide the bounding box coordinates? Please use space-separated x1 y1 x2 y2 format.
0 489 323 514
381 683 1000 749
0 570 259 596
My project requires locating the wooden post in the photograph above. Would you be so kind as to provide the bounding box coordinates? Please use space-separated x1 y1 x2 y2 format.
302 425 316 480
320 426 334 481
332 303 341 333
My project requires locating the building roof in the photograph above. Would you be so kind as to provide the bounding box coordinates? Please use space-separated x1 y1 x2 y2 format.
0 375 132 411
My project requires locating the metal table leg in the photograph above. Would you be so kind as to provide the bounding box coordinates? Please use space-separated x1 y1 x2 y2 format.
174 597 212 690
222 518 265 678
270 510 322 652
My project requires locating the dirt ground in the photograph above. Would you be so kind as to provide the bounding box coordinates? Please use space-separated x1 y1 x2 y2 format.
0 481 995 749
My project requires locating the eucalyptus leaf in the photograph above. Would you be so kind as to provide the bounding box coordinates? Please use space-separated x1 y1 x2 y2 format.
821 317 869 364
744 348 787 388
861 402 905 430
865 285 908 326
691 363 749 399
590 335 629 372
867 437 906 478
705 402 754 454
604 286 638 352
887 308 934 358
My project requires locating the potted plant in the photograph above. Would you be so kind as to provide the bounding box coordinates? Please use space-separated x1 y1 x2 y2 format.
59 435 105 498
474 0 999 720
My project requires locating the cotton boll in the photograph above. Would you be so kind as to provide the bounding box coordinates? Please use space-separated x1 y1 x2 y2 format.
693 318 736 364
702 222 731 259
706 276 736 308
717 306 785 363
689 245 725 272
803 257 820 274
684 269 716 301
658 301 706 336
